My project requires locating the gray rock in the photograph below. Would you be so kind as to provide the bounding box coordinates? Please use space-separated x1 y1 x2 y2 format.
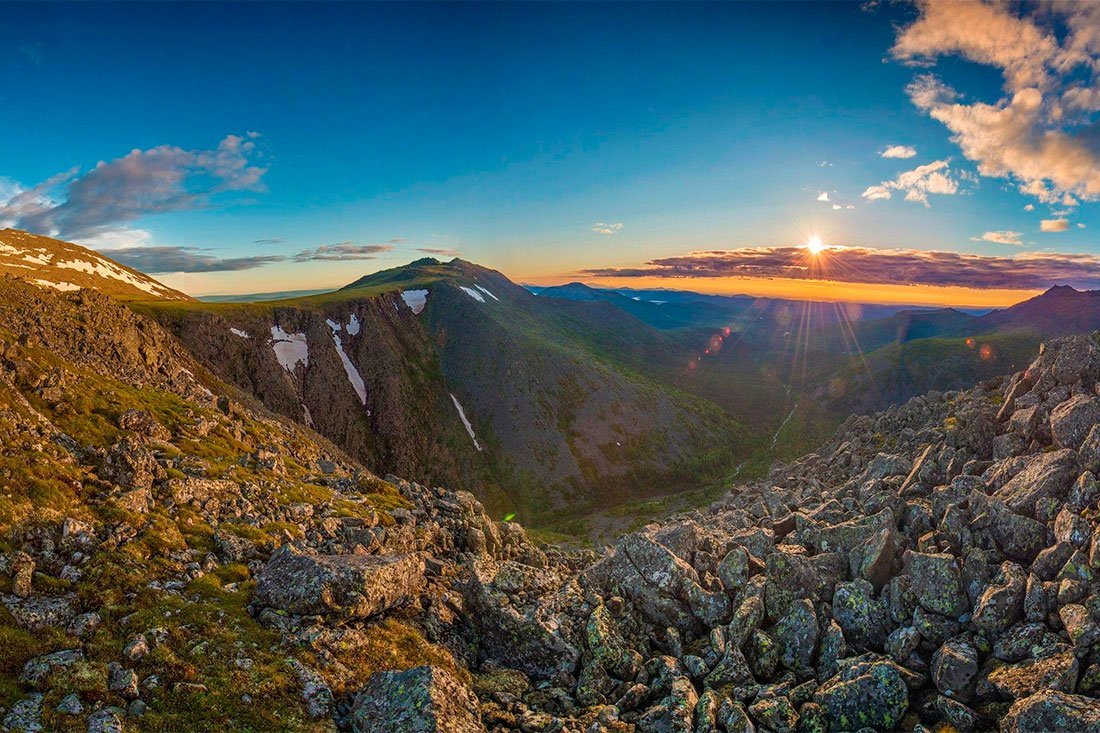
905 551 969 618
350 666 485 733
994 449 1078 517
1050 395 1100 450
972 561 1025 633
1002 690 1100 732
930 636 978 699
253 544 424 619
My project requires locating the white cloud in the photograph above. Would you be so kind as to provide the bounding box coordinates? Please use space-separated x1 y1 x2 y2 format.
861 184 892 201
817 191 830 202
592 222 624 235
971 230 1023 246
1024 204 1035 211
861 159 959 207
892 2 1100 203
1041 218 1071 232
881 145 917 159
1079 223 1087 229
0 134 267 240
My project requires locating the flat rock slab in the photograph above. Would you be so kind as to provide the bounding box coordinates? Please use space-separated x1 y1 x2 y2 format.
253 545 424 619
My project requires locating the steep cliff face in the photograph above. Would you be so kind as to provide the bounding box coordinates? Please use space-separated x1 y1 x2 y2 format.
144 259 745 519
141 291 488 506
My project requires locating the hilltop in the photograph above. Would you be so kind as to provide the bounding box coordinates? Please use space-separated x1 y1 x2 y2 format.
0 229 189 301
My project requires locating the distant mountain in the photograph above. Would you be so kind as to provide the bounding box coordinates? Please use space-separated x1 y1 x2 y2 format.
142 258 752 520
0 228 189 300
967 285 1100 337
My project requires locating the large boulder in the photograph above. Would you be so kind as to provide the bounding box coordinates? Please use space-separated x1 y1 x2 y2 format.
905 551 969 618
1050 395 1100 450
994 449 1078 517
584 532 724 632
1002 690 1100 732
350 666 485 733
462 559 581 680
253 544 424 619
814 658 909 732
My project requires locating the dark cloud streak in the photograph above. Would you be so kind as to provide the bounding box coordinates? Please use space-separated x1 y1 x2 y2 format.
581 246 1100 291
291 242 394 262
107 246 284 274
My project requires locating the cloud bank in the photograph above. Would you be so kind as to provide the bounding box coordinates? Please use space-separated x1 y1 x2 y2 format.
108 246 284 274
0 134 267 240
582 245 1100 291
893 1 1100 204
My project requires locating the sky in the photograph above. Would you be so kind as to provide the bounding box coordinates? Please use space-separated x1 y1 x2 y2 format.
1 1 1099 305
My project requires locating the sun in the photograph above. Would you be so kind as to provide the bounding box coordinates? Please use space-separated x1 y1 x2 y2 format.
805 235 826 255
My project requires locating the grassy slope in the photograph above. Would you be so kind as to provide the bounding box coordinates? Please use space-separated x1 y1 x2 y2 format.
0 282 460 731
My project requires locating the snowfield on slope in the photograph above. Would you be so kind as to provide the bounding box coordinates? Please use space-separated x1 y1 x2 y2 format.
326 319 368 404
450 394 482 451
459 286 485 303
270 325 309 372
401 289 429 314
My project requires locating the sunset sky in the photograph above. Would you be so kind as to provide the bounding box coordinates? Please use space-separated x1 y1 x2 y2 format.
2 1 1098 304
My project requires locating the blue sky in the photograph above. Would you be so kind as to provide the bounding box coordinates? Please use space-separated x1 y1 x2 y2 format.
1 1 1097 303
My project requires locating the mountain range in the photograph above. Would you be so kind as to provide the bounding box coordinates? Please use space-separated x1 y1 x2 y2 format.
3 228 1099 527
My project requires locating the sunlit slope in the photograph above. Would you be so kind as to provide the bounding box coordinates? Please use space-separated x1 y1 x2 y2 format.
0 228 190 301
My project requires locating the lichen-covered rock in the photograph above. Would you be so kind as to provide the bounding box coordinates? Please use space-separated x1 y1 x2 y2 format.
994 449 1078 517
350 666 485 733
253 544 425 619
971 561 1025 633
1002 690 1100 732
1050 395 1100 450
905 551 969 618
773 598 819 675
814 658 908 732
984 650 1079 700
831 579 891 650
930 636 978 699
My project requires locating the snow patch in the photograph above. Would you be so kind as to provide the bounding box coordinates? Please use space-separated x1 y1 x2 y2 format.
401 289 429 314
229 327 250 339
474 284 499 301
33 279 80 292
54 257 166 296
326 320 367 405
270 325 309 372
346 314 361 335
459 286 485 303
450 394 483 451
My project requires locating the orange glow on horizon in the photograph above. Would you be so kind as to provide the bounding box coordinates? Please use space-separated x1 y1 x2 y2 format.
522 273 1042 309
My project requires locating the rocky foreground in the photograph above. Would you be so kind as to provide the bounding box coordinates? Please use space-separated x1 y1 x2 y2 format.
246 332 1100 732
3 273 1100 732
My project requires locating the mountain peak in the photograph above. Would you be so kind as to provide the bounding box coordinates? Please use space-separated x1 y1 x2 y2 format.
0 228 190 301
